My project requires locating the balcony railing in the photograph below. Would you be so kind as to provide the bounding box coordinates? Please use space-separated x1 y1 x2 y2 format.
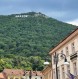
70 52 77 60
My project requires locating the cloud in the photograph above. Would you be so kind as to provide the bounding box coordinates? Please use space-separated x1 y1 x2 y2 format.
0 0 78 22
67 19 78 26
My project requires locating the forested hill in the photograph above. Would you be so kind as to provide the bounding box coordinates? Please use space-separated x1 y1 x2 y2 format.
0 12 77 71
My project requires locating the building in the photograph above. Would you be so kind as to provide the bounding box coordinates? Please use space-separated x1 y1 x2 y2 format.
49 29 78 79
15 15 28 18
2 69 43 79
42 64 52 79
3 69 24 79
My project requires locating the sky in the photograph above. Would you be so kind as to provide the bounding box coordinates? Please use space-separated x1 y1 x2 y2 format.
0 0 78 26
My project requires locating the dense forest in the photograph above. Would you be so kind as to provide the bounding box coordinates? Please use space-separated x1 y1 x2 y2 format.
0 12 77 71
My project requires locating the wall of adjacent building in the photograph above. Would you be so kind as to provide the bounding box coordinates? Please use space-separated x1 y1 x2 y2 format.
42 65 52 79
7 75 22 79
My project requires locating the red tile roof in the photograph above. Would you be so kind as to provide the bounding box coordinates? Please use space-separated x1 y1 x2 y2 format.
3 69 24 76
3 69 43 76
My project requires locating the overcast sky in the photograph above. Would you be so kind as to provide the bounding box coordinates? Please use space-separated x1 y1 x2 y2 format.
0 0 78 25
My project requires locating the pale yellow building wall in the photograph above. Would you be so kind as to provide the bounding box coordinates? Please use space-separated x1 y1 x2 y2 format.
42 67 52 79
8 75 42 79
7 75 22 79
46 70 52 79
43 70 52 79
52 34 78 79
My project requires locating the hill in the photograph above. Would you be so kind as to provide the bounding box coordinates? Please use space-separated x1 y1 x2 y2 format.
0 12 77 71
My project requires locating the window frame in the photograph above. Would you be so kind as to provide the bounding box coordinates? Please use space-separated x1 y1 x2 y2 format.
71 42 75 53
66 46 69 56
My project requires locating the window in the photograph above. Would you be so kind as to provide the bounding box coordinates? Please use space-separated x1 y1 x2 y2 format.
53 69 56 79
53 55 55 64
67 64 70 73
66 64 70 78
66 46 69 56
73 62 77 76
57 67 60 79
61 50 64 59
62 66 65 79
61 50 63 54
71 42 75 53
10 77 13 79
15 78 18 79
21 78 24 79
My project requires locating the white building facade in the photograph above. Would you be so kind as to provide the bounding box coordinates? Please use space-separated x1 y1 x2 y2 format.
49 29 78 79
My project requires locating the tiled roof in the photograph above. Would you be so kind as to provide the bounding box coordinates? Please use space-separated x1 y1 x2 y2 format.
3 69 43 76
3 69 24 76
